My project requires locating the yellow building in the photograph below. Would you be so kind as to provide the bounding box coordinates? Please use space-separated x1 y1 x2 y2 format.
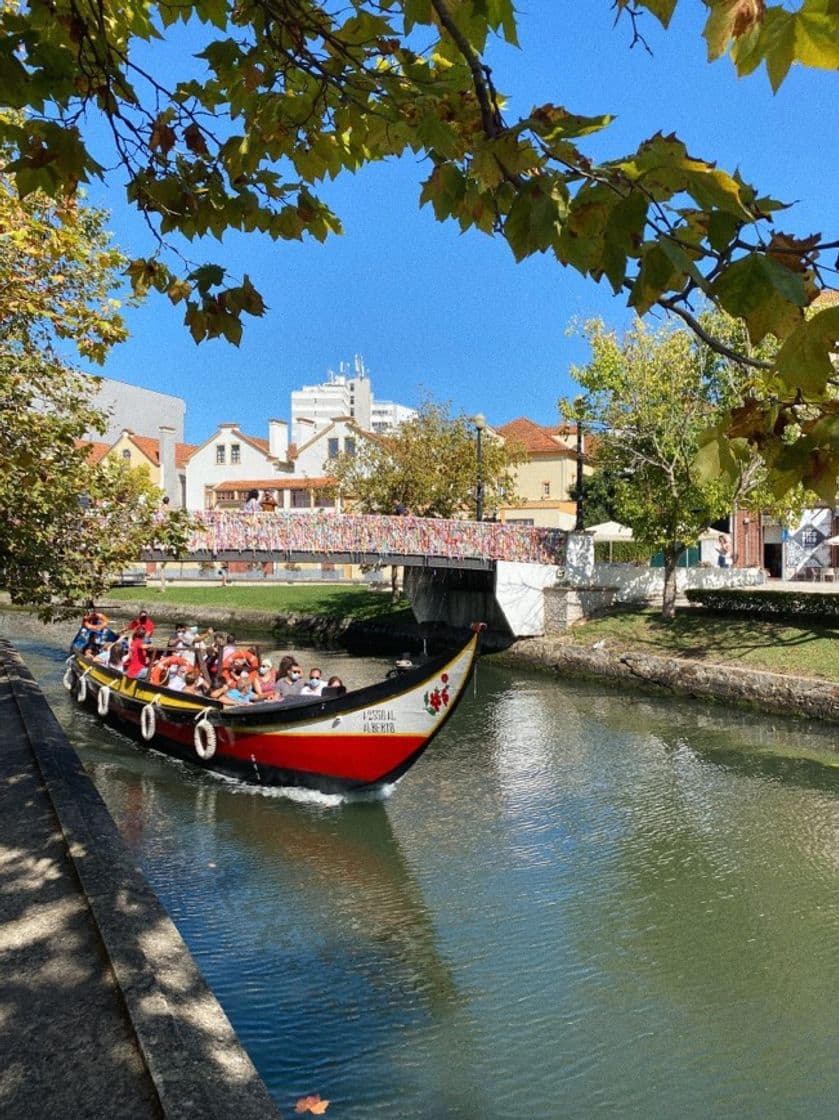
80 428 197 506
496 417 590 529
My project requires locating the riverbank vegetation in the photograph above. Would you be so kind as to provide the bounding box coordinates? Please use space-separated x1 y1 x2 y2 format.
566 609 839 685
104 584 414 624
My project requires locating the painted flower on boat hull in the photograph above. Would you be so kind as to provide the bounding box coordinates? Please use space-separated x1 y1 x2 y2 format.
423 673 450 717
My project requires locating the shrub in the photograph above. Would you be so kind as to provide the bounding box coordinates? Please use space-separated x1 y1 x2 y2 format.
685 587 839 621
594 540 650 564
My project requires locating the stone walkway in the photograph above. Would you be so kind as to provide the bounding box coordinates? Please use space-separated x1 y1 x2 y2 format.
0 641 280 1119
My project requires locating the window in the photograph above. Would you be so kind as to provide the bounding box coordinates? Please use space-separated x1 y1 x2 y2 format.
230 443 241 464
291 489 311 508
344 437 356 456
541 482 551 498
316 491 335 508
215 444 226 465
327 437 339 459
122 449 131 460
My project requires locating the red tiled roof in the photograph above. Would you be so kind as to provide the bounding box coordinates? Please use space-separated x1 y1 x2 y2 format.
76 439 111 464
497 417 576 456
125 433 199 469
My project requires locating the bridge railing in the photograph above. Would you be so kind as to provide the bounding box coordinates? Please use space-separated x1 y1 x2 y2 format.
180 511 568 566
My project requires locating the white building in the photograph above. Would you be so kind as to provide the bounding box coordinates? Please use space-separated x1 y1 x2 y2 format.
290 355 414 442
184 420 291 509
371 400 416 433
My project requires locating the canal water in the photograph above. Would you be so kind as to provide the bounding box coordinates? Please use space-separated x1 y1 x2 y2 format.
5 612 839 1118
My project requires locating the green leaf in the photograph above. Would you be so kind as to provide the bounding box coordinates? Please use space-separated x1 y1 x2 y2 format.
774 305 839 395
504 179 567 262
711 253 808 343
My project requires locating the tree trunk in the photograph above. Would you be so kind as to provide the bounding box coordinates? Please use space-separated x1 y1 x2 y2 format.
661 547 678 619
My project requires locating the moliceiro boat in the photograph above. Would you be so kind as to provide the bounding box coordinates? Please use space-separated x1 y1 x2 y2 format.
65 625 484 795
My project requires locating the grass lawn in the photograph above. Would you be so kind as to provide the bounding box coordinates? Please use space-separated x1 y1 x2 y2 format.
567 607 839 684
104 583 414 624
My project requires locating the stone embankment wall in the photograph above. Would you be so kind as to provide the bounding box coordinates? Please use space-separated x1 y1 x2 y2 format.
498 638 839 724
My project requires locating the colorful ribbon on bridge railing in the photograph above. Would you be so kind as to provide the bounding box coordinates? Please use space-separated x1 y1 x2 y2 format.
185 511 567 565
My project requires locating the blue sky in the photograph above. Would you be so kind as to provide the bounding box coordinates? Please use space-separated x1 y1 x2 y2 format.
79 3 838 445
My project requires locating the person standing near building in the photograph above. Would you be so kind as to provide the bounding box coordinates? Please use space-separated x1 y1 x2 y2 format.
243 488 261 513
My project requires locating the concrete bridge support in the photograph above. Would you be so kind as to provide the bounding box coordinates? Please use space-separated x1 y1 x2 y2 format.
403 533 594 640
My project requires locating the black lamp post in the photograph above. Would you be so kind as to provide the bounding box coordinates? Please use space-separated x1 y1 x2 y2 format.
473 413 486 522
574 416 585 531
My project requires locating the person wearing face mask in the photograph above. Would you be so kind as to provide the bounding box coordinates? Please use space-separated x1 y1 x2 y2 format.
275 655 305 698
300 667 325 696
258 658 277 697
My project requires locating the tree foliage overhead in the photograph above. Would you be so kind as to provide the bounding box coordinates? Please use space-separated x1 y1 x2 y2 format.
0 172 194 617
327 400 521 518
0 148 128 361
0 0 836 485
562 311 812 618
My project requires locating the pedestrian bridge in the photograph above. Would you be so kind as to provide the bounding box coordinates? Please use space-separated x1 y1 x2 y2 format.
146 510 569 569
143 511 589 639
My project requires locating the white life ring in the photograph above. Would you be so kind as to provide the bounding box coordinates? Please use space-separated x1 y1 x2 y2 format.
76 674 88 703
63 666 75 692
193 718 217 761
97 685 111 716
140 702 157 741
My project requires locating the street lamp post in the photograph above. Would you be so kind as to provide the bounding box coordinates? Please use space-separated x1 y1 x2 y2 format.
574 416 585 531
472 413 486 522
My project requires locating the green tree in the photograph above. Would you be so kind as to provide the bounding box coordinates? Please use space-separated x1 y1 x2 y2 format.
0 172 194 617
562 313 809 618
0 348 196 618
0 1 837 490
327 400 521 519
567 463 622 530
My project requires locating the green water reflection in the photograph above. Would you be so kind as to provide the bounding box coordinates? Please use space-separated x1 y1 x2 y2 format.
5 612 839 1118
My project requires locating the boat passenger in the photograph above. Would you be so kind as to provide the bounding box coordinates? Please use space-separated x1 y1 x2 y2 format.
81 634 100 660
168 623 189 649
257 659 277 696
300 667 325 696
221 634 237 662
108 642 127 670
182 626 213 649
125 630 150 679
165 663 187 692
275 656 305 698
182 670 209 696
221 649 261 693
213 670 256 704
322 675 346 698
122 609 155 642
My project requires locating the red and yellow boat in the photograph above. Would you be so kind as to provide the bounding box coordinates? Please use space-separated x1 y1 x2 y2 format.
65 625 483 795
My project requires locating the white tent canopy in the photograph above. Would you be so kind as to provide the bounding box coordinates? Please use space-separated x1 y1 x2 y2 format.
587 520 634 541
587 520 633 563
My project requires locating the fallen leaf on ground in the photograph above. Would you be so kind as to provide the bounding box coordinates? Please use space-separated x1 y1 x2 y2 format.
295 1094 330 1114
